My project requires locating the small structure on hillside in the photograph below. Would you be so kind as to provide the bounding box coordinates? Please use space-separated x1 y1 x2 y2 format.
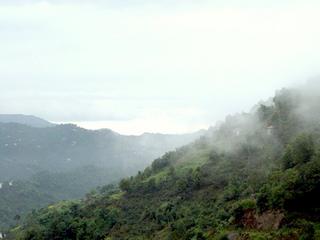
266 125 275 135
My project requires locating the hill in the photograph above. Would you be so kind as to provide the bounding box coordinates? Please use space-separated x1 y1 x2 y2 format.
0 114 55 128
0 123 203 181
0 123 202 229
8 81 320 240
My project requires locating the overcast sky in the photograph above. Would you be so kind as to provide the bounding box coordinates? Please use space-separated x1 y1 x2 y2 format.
0 0 320 134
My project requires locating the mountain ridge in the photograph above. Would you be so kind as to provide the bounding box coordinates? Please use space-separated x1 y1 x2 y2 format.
0 122 203 229
0 114 55 128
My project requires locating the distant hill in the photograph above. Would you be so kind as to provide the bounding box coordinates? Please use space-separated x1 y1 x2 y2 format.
0 122 203 229
0 114 55 128
0 123 203 181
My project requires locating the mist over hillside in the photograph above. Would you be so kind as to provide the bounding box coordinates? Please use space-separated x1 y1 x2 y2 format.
2 0 320 239
0 122 203 229
0 122 203 181
8 80 320 240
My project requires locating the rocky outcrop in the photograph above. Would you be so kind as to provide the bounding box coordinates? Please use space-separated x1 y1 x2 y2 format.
240 209 284 230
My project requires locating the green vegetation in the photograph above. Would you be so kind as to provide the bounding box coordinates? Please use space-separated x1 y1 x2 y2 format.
7 82 320 239
0 123 201 229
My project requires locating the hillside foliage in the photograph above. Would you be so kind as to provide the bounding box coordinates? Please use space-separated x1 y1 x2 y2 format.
0 124 201 229
8 82 320 240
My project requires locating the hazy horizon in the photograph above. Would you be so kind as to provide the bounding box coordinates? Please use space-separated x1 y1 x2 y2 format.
1 0 320 134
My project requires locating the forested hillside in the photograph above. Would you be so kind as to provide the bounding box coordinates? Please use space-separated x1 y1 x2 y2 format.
0 123 202 230
0 123 203 181
8 81 320 240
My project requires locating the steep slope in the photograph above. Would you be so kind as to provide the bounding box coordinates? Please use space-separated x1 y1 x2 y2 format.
8 81 320 240
0 114 55 128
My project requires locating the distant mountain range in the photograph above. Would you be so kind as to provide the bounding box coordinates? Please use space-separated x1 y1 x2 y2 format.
0 117 204 228
0 121 204 181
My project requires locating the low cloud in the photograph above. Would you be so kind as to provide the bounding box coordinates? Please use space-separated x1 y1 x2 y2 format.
0 1 318 133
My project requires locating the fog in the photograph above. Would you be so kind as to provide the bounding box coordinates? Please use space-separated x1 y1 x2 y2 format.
1 0 320 134
202 78 320 156
1 2 320 237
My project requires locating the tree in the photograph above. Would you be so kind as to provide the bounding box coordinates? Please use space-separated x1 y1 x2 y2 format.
282 134 314 170
119 178 131 192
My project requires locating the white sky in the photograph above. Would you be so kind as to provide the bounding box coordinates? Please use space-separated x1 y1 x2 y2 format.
0 0 320 134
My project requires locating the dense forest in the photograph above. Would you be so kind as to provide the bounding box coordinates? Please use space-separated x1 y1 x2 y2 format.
7 81 320 239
